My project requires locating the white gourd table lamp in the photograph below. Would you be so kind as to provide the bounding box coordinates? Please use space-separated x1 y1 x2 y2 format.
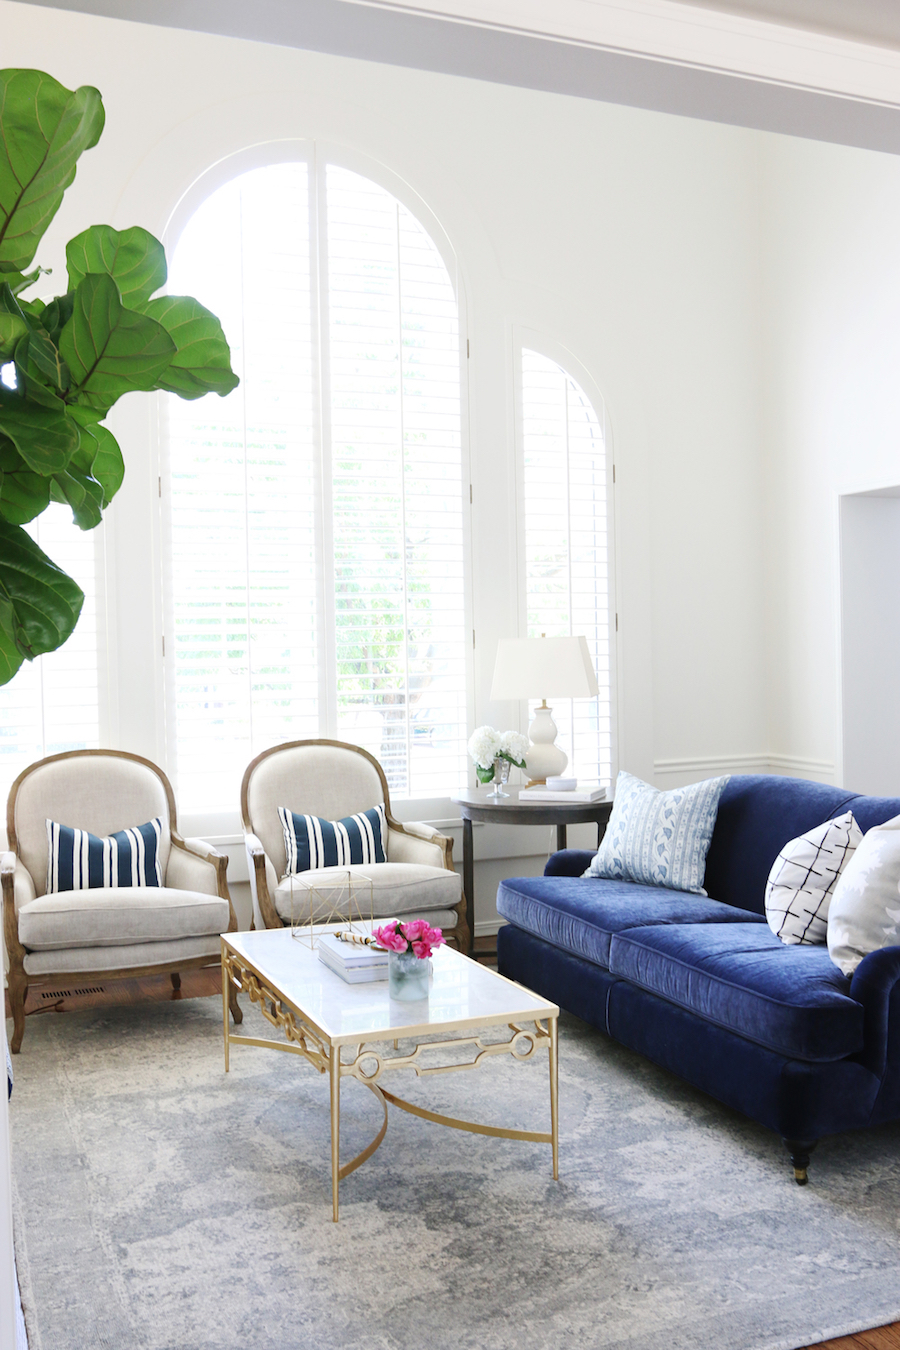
490 635 600 783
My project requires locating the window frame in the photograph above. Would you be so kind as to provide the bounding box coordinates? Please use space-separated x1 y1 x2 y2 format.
156 140 475 828
512 326 619 785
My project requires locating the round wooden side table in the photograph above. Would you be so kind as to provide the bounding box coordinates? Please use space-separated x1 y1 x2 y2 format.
451 789 612 957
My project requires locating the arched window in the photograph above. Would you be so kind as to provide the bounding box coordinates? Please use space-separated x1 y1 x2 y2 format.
164 158 468 808
520 348 613 785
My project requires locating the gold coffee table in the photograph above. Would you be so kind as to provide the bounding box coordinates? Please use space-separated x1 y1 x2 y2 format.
221 927 559 1220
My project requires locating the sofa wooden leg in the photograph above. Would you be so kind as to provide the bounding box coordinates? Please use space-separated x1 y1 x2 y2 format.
170 972 181 992
8 972 27 1054
228 982 243 1025
783 1138 817 1185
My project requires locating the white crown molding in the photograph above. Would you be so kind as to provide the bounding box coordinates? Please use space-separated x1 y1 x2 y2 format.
14 0 900 152
347 0 900 106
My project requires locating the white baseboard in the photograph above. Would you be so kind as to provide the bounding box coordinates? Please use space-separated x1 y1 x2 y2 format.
474 920 505 937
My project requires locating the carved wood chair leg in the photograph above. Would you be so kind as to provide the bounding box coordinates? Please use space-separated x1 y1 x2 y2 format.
8 974 27 1054
170 972 181 992
228 981 243 1024
783 1137 817 1185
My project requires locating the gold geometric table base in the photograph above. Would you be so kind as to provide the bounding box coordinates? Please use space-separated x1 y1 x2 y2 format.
221 945 559 1221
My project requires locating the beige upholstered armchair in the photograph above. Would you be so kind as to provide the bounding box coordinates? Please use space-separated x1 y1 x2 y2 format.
241 739 468 950
3 749 242 1053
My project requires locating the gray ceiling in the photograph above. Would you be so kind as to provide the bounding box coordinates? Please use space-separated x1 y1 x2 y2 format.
680 0 900 51
13 0 900 155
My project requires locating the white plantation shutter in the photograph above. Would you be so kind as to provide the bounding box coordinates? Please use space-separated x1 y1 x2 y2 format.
521 349 612 784
327 167 466 798
0 504 102 796
165 163 318 811
164 156 467 808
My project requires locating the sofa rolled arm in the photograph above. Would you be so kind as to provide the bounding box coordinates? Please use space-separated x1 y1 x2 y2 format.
849 945 900 1078
544 849 595 878
244 831 281 930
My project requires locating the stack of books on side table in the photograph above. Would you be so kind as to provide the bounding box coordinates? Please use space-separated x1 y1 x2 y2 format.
518 784 607 803
317 933 389 983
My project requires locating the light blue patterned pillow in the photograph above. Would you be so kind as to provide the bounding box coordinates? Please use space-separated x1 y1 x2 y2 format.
583 771 729 894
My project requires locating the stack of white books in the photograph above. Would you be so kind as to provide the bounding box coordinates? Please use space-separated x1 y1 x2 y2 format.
316 932 389 984
518 784 607 803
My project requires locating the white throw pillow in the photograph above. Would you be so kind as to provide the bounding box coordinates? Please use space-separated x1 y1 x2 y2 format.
765 811 862 946
827 812 900 976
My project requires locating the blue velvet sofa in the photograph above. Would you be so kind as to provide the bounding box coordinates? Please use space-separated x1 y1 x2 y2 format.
496 775 900 1183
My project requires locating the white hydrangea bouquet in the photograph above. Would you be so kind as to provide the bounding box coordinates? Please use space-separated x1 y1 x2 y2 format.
467 726 530 787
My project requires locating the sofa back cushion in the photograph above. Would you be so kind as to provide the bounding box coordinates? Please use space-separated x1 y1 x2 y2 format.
703 776 860 915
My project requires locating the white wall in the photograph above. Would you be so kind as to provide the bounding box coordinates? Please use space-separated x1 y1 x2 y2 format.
760 135 900 789
1 0 770 927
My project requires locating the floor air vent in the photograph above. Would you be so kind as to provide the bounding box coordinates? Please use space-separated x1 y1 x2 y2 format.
41 987 104 999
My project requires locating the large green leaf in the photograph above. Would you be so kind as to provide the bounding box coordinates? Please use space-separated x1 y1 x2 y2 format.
0 281 29 356
0 378 78 471
14 326 69 391
50 460 103 529
70 410 124 506
0 462 51 523
7 264 47 296
60 272 175 406
38 291 74 345
0 434 51 523
143 294 239 399
0 70 104 273
0 616 25 683
0 519 84 675
67 224 166 307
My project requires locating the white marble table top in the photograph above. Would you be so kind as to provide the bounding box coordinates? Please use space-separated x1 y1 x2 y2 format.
223 925 557 1046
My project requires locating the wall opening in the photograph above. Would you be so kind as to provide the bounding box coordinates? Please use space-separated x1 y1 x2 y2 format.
839 487 900 794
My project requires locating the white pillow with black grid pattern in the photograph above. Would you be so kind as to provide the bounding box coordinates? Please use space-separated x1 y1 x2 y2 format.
765 810 862 945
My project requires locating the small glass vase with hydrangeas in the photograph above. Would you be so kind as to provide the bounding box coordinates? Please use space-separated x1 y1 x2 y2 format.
467 727 530 798
373 919 446 1001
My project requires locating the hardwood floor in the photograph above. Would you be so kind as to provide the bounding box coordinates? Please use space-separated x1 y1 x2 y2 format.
6 958 898 1350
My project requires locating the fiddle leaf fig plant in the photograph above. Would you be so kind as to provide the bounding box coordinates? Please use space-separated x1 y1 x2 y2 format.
0 68 239 685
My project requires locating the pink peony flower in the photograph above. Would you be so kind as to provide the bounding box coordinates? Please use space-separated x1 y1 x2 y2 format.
373 920 445 959
372 923 408 953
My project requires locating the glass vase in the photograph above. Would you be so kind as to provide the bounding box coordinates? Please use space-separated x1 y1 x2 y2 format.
388 949 431 1001
485 756 511 798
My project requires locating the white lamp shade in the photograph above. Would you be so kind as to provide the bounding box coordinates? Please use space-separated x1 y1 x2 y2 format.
490 636 599 701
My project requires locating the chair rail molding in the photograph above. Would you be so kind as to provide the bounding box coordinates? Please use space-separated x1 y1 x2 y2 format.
653 753 835 782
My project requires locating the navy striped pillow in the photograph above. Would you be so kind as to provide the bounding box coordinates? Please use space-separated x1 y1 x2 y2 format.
46 818 164 892
278 804 386 874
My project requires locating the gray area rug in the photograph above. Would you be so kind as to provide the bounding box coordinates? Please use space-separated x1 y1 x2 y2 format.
8 996 900 1350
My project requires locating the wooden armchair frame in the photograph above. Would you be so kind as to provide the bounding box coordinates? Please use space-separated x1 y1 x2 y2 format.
3 748 242 1053
240 738 469 951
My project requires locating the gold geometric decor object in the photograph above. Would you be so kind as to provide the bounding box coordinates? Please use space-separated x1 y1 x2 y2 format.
288 869 376 949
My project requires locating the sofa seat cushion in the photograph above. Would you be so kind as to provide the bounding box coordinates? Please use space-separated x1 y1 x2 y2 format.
273 863 461 923
608 922 863 1062
18 888 230 951
496 876 765 970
